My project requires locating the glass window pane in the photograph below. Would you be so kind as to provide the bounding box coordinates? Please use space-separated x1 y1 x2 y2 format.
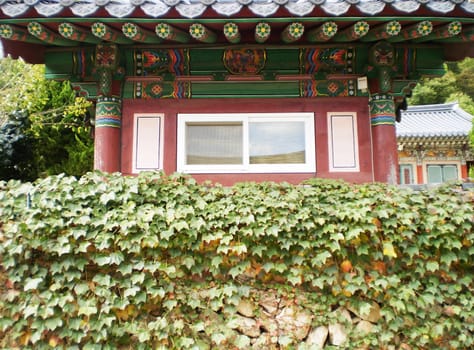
249 122 305 164
443 165 458 182
427 165 443 184
186 122 243 164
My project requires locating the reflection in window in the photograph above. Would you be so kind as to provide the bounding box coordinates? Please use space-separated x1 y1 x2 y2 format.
249 122 305 164
186 122 243 164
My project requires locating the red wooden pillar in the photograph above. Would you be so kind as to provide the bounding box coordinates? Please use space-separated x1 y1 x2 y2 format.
461 163 468 180
94 96 122 172
417 164 424 184
369 94 399 184
93 43 122 173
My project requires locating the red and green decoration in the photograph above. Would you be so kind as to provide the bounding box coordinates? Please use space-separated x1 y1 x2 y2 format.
133 49 188 76
223 22 240 44
368 41 396 93
223 48 266 75
95 96 122 128
255 22 271 43
301 48 355 75
134 81 191 99
369 93 396 126
300 79 356 97
307 22 338 42
281 22 304 43
189 23 216 43
155 23 190 43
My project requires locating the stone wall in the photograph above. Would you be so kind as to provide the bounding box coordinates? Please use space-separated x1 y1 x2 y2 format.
201 287 383 349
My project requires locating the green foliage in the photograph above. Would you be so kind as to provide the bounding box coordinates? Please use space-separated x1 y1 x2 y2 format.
0 57 93 181
409 57 474 114
0 173 473 349
0 111 36 180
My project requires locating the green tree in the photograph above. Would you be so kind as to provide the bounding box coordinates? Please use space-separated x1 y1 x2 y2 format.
409 57 474 114
0 57 93 181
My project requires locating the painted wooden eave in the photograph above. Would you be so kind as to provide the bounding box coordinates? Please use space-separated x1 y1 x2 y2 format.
1 0 473 63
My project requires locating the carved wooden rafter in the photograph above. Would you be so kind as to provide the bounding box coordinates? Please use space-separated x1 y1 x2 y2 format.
58 23 101 44
27 22 77 46
155 23 190 43
122 23 162 43
91 22 134 44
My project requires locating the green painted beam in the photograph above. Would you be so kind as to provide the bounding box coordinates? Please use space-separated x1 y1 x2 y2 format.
58 23 101 44
27 22 77 46
91 22 134 44
122 23 162 43
191 81 301 98
0 24 44 44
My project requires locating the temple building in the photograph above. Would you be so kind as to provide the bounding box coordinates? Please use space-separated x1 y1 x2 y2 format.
398 102 473 185
1 0 473 185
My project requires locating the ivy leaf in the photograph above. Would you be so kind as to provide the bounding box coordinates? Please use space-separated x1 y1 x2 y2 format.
182 256 195 270
383 241 397 258
78 300 97 317
160 229 174 241
124 286 141 298
426 261 439 272
440 251 458 266
74 283 89 295
311 251 331 267
109 251 124 265
163 299 178 311
24 278 43 291
287 274 302 286
44 317 63 331
93 255 111 266
100 192 116 205
211 256 223 269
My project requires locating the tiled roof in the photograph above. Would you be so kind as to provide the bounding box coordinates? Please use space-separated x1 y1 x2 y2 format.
0 0 473 18
397 102 473 138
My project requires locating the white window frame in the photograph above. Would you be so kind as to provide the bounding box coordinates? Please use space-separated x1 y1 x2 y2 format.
327 112 360 172
132 113 164 173
177 113 316 173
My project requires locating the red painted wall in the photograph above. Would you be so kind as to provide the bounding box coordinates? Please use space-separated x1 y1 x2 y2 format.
121 97 373 185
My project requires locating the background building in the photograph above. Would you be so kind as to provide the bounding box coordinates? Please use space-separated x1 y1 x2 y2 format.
398 103 473 184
